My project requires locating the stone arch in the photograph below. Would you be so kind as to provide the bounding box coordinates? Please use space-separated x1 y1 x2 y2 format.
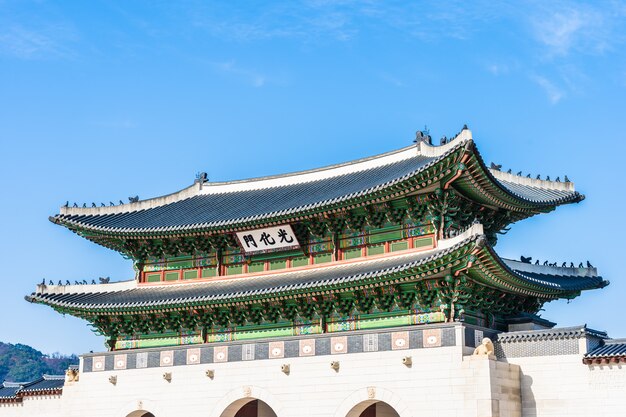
118 399 162 417
334 387 411 417
209 386 282 417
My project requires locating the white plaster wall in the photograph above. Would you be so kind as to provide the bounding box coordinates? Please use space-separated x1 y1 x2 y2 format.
0 395 63 417
504 354 626 417
0 344 518 417
9 347 625 417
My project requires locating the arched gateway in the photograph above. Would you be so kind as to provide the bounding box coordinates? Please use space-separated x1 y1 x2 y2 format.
346 401 400 417
220 399 278 417
125 412 155 417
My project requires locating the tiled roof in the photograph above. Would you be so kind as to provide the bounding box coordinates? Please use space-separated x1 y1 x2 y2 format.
0 375 64 402
27 226 606 313
28 234 476 311
584 339 626 364
502 259 607 292
497 325 607 343
50 132 582 235
20 375 65 394
0 383 21 401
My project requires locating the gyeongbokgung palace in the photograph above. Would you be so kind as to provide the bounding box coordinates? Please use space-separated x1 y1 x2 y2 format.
4 127 625 417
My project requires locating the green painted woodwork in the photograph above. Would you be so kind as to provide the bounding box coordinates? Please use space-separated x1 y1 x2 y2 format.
344 248 362 260
226 265 243 275
270 260 286 271
169 259 194 269
367 244 385 256
233 326 294 340
201 268 216 278
249 262 265 273
164 271 179 281
369 226 403 244
252 249 303 262
390 241 408 252
292 256 309 267
314 253 332 264
145 272 161 283
183 270 198 280
413 236 434 248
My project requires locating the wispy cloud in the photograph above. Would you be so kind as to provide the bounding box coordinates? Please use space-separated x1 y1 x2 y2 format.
528 3 624 57
531 75 565 104
212 61 266 87
0 24 77 59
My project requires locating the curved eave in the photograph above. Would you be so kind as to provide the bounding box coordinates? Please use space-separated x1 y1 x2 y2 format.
470 244 608 299
26 226 606 316
453 141 583 212
49 142 468 238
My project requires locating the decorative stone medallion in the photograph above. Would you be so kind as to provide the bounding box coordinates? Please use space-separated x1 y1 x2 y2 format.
367 386 376 399
136 352 148 369
391 331 409 350
269 341 284 359
113 354 127 370
214 346 228 363
160 350 174 367
187 348 201 365
331 336 348 354
92 356 105 372
299 339 315 356
423 329 442 348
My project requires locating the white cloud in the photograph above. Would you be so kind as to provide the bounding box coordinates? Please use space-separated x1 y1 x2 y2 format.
528 3 623 57
531 75 565 104
0 24 77 59
212 61 266 87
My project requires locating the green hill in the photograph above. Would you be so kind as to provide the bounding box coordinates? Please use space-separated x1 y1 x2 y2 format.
0 342 78 382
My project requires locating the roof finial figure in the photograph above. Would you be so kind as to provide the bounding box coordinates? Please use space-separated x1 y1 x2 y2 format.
41 278 46 285
82 203 87 208
73 202 78 207
64 201 69 208
110 201 115 206
462 124 468 130
555 177 560 182
546 175 551 181
99 276 110 284
570 262 575 268
516 171 522 176
506 168 512 174
128 196 139 203
413 128 432 145
195 172 208 183
91 202 97 208
535 259 540 265
119 200 124 205
91 279 96 285
520 256 532 264
536 175 541 180
526 173 531 178
440 136 448 145
490 162 502 171
564 175 571 182
587 261 593 268
562 262 567 267
579 262 584 268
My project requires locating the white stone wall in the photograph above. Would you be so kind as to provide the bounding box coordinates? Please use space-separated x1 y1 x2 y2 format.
504 354 626 417
1 341 623 417
0 344 519 417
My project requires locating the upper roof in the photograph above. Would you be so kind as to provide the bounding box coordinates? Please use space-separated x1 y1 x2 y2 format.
26 224 606 314
49 128 582 237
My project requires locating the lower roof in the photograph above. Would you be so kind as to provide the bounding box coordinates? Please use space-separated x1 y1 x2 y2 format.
26 225 607 315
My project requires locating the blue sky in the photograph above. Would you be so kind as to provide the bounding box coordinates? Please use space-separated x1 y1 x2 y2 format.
1 1 625 355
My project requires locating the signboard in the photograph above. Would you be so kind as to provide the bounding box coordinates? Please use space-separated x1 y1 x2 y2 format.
235 225 300 255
